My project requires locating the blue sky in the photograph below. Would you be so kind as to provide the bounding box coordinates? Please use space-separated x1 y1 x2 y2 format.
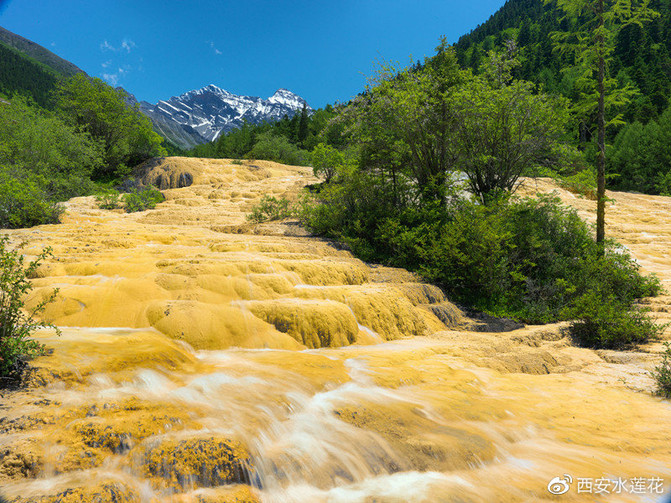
0 0 506 108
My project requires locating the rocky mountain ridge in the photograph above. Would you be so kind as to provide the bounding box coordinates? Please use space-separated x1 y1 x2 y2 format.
134 84 310 150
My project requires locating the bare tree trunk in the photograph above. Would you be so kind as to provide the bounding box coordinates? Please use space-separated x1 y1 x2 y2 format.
596 0 606 247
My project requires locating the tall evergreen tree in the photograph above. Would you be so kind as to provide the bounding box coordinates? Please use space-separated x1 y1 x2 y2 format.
296 104 309 146
549 0 658 244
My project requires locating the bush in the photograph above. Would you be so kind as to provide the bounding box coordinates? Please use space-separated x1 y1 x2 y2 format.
310 143 343 182
302 180 662 347
651 342 671 398
0 169 64 228
369 194 608 321
95 189 121 210
0 96 103 180
557 168 597 199
122 186 164 213
41 174 98 202
247 195 294 223
564 291 663 348
247 132 308 166
0 236 59 380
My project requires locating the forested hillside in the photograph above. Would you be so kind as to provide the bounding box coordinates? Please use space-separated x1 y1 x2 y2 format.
0 42 60 108
453 0 671 124
0 26 87 108
0 26 83 77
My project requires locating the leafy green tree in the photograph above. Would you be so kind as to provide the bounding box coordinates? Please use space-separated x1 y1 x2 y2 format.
55 74 165 180
0 169 64 228
339 43 468 204
548 0 658 243
339 43 569 204
608 102 671 194
0 96 102 184
455 49 571 202
310 143 346 182
0 97 101 228
247 131 308 165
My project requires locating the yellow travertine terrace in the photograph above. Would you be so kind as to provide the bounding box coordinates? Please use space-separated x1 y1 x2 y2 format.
1 158 670 502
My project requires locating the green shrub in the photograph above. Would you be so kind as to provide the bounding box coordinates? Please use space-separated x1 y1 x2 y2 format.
656 171 671 196
564 291 663 348
0 96 103 180
651 342 671 398
302 179 662 348
231 159 244 165
95 189 121 210
0 236 60 380
247 195 294 223
122 186 164 213
557 168 597 199
41 174 98 202
0 170 64 229
247 132 308 166
56 74 165 181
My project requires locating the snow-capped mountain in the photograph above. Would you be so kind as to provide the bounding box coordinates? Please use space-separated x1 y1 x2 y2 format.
136 85 310 150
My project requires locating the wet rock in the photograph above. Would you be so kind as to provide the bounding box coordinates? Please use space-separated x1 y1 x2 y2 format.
0 441 41 479
465 310 525 332
334 403 496 472
11 481 137 503
170 485 260 503
132 157 195 189
135 436 252 491
423 302 466 329
247 299 358 348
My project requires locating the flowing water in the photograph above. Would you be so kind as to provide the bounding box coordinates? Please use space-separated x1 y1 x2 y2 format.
1 158 671 502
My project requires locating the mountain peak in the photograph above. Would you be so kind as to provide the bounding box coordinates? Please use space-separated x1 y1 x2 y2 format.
271 88 295 96
268 88 307 108
204 83 229 94
140 85 311 150
179 84 231 100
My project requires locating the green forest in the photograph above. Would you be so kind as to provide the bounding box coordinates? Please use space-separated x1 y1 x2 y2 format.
0 42 60 108
0 69 165 229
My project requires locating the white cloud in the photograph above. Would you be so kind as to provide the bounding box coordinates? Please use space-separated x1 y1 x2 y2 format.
102 73 119 86
100 38 135 53
209 41 222 56
99 39 136 85
100 40 116 52
121 39 135 53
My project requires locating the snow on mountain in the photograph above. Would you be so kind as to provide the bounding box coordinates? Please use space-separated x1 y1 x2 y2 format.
137 85 310 150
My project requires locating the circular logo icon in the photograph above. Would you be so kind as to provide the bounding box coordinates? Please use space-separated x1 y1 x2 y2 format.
547 475 573 495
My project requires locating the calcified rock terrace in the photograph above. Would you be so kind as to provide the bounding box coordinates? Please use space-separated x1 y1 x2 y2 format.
1 158 670 502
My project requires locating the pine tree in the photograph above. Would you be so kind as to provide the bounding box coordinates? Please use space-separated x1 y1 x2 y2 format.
296 104 309 147
548 0 658 244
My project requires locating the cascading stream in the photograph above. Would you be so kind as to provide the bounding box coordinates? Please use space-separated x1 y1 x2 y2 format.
2 159 671 503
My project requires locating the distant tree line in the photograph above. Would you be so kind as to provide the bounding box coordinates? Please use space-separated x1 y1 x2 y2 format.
185 104 345 165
